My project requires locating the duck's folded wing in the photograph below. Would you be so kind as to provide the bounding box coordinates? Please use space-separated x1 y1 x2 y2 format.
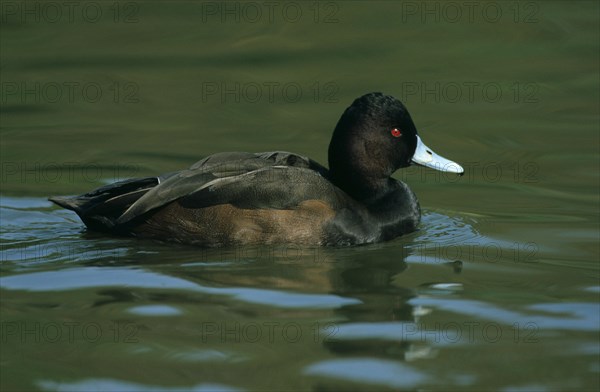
178 165 342 210
116 151 329 225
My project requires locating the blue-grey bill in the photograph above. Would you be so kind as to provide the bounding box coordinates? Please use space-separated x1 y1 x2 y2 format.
411 135 464 174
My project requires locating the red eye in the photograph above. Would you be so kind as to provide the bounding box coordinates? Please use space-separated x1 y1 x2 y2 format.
391 128 402 137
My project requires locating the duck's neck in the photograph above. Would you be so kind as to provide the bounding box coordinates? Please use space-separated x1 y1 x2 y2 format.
329 169 421 239
329 169 392 202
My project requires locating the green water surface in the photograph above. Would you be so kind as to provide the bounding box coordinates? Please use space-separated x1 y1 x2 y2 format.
1 1 599 391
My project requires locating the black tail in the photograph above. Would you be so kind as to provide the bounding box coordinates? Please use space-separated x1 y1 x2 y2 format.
48 195 83 212
49 177 159 232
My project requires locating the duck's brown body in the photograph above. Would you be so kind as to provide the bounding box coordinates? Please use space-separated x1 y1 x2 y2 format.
50 151 418 246
137 198 336 246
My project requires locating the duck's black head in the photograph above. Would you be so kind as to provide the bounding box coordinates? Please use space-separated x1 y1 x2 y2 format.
328 92 463 200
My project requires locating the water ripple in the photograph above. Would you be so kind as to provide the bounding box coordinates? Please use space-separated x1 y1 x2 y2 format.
0 267 361 309
37 379 241 392
410 297 600 332
304 357 428 389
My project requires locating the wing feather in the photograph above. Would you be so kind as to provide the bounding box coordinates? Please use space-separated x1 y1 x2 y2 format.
116 151 330 224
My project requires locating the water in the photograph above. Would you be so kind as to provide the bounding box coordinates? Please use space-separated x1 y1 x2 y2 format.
1 1 599 391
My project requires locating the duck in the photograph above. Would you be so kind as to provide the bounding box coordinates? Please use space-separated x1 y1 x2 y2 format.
50 92 464 247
